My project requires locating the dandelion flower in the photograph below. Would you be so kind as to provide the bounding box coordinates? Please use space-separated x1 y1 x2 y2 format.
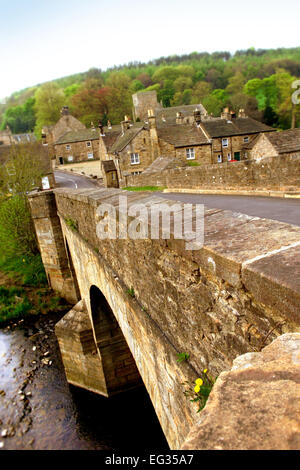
194 384 201 393
195 378 203 386
203 369 208 374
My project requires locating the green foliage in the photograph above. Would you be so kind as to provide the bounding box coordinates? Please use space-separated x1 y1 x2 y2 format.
0 254 47 287
65 217 78 231
0 197 38 258
183 371 216 413
0 142 46 198
127 287 135 298
0 286 33 324
176 353 190 363
2 47 300 131
187 161 200 166
34 82 65 136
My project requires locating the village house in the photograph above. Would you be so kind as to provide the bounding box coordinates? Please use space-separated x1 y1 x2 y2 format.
246 127 300 160
100 99 275 187
54 127 101 165
198 108 276 164
42 106 86 160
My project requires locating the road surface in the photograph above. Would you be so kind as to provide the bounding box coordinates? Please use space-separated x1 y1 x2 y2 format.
156 192 300 227
54 171 300 227
54 170 100 190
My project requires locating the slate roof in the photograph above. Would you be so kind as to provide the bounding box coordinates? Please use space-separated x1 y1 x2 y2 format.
266 128 300 154
109 123 144 153
12 133 36 144
157 124 209 147
155 103 207 126
201 117 275 138
55 128 100 145
102 160 117 172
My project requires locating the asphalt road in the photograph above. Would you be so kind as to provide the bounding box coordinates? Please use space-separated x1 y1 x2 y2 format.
54 170 100 190
54 171 300 227
156 192 300 227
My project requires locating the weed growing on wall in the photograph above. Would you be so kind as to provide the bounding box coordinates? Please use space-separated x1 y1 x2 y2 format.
182 369 216 412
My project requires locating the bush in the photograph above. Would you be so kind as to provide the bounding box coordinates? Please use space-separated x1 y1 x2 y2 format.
0 286 33 324
0 196 38 258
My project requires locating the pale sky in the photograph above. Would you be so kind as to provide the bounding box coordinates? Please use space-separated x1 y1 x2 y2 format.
1 0 300 100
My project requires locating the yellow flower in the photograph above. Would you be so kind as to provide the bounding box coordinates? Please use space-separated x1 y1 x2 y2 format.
22 259 26 263
203 369 208 374
195 378 203 386
194 384 201 393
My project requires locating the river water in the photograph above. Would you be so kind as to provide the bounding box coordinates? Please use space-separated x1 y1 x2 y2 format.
0 312 168 450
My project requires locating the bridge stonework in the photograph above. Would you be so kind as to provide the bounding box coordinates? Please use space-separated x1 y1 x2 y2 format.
28 187 300 449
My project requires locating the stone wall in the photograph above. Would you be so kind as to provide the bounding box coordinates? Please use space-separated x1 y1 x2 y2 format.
182 333 300 450
125 153 300 191
41 186 300 448
55 138 99 164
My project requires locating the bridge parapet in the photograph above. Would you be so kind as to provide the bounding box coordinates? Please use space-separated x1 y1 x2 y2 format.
29 187 300 449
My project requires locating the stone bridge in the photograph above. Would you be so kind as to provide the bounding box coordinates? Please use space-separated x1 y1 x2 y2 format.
28 188 300 450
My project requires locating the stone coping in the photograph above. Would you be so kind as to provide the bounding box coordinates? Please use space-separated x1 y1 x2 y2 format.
181 333 300 450
53 187 300 327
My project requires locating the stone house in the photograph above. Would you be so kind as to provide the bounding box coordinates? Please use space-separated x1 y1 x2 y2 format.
54 128 100 165
199 109 276 164
247 128 300 160
42 106 86 160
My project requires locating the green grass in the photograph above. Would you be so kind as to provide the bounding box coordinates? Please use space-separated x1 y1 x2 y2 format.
0 254 47 287
123 186 166 192
187 161 200 166
0 286 33 324
65 217 78 231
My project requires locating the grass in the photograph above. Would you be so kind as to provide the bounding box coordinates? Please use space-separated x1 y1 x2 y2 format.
123 186 166 192
0 254 47 287
65 217 78 231
0 286 33 324
187 161 200 166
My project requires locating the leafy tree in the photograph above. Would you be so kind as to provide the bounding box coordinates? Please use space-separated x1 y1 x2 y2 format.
34 83 65 136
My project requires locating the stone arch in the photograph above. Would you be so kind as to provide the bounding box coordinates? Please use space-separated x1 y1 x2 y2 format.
89 285 142 396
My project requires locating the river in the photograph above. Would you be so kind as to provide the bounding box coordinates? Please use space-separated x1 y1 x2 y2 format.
0 311 168 450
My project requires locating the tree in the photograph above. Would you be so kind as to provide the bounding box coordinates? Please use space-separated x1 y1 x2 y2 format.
191 81 212 103
34 83 65 136
71 86 111 126
1 97 36 133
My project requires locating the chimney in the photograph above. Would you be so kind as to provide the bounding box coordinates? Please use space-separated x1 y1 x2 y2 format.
148 109 159 162
41 128 47 145
107 120 112 130
91 121 96 131
61 106 69 116
176 111 184 124
221 107 231 120
193 108 202 126
121 116 131 134
238 108 247 118
98 120 105 136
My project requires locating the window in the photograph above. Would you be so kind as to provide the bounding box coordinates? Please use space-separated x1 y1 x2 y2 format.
244 137 249 143
130 153 140 165
222 138 229 148
217 154 222 163
186 148 195 160
227 153 231 161
86 141 91 147
87 153 94 159
132 171 142 175
66 144 71 150
67 155 74 162
244 152 248 159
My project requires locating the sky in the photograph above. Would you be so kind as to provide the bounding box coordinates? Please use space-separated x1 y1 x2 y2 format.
1 0 300 100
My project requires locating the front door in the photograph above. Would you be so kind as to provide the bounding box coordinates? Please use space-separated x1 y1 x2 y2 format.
234 152 241 161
